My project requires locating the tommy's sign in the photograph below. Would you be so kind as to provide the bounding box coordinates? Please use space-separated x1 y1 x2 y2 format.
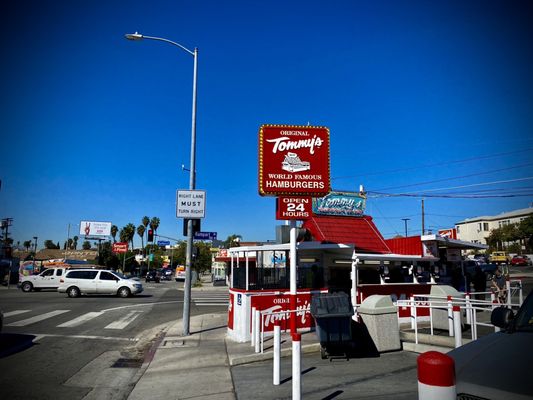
259 125 330 197
312 191 366 217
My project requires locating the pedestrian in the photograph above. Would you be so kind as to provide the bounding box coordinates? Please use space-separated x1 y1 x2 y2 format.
473 266 486 300
491 267 507 303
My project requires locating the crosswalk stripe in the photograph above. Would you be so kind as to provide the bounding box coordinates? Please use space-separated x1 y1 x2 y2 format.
4 310 31 318
104 310 142 330
195 303 228 306
6 310 70 327
57 312 104 328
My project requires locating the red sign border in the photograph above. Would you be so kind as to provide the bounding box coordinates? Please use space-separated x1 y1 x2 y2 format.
258 124 331 197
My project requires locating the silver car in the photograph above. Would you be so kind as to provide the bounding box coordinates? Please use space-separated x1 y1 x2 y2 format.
449 290 533 400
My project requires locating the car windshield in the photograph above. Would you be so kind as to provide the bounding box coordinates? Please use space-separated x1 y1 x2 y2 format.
514 292 533 332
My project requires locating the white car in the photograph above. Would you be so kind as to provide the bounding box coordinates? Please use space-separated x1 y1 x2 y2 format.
19 267 69 292
58 269 143 298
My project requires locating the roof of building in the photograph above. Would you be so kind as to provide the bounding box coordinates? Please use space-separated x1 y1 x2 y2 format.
302 215 392 254
455 207 533 224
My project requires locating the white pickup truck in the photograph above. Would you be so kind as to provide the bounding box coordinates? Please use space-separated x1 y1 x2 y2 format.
19 267 68 292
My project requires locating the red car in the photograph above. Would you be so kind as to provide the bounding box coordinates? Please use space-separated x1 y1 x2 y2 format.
510 255 531 266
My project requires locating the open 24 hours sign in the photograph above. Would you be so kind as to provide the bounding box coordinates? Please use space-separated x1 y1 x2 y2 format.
259 124 330 197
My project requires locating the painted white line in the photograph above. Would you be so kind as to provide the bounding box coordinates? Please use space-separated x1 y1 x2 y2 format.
104 310 142 330
195 303 229 306
4 310 31 318
102 300 182 313
30 333 138 342
6 310 70 327
57 311 104 328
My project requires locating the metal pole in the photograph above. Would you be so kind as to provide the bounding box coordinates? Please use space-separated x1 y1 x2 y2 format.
402 218 410 237
183 47 198 336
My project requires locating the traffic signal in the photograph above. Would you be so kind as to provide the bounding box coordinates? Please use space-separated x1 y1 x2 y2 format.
183 219 201 236
147 229 154 242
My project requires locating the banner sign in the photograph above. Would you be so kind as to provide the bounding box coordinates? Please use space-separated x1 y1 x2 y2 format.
194 231 217 240
258 125 330 197
176 190 206 218
312 191 366 216
438 228 457 239
276 196 312 220
250 293 315 332
80 221 112 237
112 242 128 253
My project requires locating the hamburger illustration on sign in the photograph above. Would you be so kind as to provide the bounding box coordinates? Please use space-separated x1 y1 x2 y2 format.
259 124 330 197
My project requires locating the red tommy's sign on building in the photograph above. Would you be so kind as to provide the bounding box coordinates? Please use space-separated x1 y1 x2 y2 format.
259 125 330 197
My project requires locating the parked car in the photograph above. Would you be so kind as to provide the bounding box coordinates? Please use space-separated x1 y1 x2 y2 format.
489 251 511 264
511 255 531 266
58 269 143 298
145 269 161 283
449 290 533 399
19 267 69 292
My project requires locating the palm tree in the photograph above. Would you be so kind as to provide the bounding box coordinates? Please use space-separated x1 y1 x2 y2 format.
23 240 32 251
137 225 145 252
73 236 79 250
224 234 242 248
123 223 136 250
111 225 119 243
142 216 150 249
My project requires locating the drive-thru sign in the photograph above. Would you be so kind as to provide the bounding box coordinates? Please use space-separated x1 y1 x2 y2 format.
176 190 206 218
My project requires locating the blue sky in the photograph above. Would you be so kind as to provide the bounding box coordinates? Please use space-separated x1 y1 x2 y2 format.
1 0 532 249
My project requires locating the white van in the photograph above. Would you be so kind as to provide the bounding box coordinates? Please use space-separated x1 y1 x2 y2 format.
58 269 143 298
19 267 69 292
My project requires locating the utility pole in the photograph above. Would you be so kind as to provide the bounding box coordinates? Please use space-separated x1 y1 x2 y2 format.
401 218 410 237
421 199 425 236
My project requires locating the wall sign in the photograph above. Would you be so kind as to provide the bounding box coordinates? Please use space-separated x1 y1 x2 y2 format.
259 125 330 197
312 191 366 216
276 196 312 220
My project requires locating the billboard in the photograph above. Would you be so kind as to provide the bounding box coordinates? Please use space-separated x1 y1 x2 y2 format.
259 125 330 197
80 221 112 237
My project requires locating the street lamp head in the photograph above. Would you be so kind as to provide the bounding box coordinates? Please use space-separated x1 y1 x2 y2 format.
125 32 143 41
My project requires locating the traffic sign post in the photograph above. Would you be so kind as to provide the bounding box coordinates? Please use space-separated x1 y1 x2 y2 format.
176 190 206 218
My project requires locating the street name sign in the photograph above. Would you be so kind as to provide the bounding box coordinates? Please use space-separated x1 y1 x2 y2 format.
157 240 171 246
176 190 206 218
194 231 217 240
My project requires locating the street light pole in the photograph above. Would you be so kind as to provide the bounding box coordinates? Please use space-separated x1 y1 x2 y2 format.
125 32 198 336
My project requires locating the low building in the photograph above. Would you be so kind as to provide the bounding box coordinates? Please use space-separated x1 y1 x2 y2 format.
455 207 533 246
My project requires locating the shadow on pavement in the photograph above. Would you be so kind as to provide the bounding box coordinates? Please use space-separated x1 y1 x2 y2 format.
0 333 37 358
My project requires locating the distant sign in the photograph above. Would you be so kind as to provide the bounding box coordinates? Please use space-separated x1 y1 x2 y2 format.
194 232 217 240
157 240 171 246
80 221 112 237
438 229 457 239
276 197 312 220
176 190 206 218
312 191 366 217
258 125 330 197
112 242 128 253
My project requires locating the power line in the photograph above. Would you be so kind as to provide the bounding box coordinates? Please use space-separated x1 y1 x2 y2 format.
372 163 533 192
332 148 533 181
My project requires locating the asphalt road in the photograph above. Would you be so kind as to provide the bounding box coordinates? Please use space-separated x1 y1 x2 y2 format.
0 279 229 400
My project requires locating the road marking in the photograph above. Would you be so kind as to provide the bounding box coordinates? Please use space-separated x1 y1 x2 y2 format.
6 310 70 327
105 310 142 330
195 303 229 306
3 310 31 318
57 311 104 328
102 300 182 313
30 333 138 342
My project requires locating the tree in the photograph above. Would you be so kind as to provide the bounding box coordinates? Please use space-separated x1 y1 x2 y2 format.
73 236 79 250
44 240 58 249
82 240 91 250
137 225 145 252
23 240 32 251
223 234 242 248
120 223 136 250
111 225 119 243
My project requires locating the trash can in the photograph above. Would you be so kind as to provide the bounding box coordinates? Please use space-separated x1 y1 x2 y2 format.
310 292 354 359
430 285 464 331
357 295 401 352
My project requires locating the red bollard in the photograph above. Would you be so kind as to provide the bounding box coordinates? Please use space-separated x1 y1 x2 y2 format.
417 351 456 400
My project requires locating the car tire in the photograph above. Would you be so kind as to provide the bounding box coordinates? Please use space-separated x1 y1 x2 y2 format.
118 287 131 298
21 282 33 292
67 286 81 298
